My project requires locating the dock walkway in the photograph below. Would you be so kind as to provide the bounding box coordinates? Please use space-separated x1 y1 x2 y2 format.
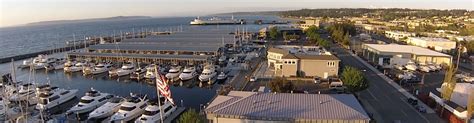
164 107 186 123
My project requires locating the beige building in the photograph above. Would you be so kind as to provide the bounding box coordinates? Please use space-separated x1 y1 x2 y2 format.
407 37 457 52
267 46 339 78
205 91 371 123
300 19 320 30
384 31 415 41
362 44 452 67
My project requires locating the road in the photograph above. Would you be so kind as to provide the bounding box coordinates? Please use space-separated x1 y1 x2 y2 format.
331 43 445 123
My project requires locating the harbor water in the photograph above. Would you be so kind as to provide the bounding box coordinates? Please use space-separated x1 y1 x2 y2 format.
0 15 284 111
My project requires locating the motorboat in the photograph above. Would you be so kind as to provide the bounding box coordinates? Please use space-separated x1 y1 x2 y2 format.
64 62 86 73
135 97 176 123
179 66 198 81
83 62 113 75
33 57 57 70
404 61 418 71
144 65 157 80
109 62 135 77
130 67 147 80
67 88 113 114
35 85 78 110
18 60 32 69
165 66 182 81
0 97 8 118
199 65 217 82
9 83 36 102
217 72 227 81
218 56 227 62
229 57 237 63
109 95 148 122
45 58 66 71
88 97 124 120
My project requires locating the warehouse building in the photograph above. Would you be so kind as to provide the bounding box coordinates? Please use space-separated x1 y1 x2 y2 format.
205 91 371 123
384 31 415 41
362 44 452 68
407 37 457 52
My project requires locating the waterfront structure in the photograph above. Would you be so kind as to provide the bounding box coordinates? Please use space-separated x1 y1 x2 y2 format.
361 44 452 68
267 46 339 78
68 31 236 64
384 31 415 41
259 25 303 39
407 37 457 52
205 91 370 123
429 83 474 122
300 19 320 30
189 16 244 25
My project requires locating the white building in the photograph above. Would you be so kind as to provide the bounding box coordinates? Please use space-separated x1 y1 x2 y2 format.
384 31 415 41
300 19 320 30
429 83 474 122
407 37 457 52
362 44 452 67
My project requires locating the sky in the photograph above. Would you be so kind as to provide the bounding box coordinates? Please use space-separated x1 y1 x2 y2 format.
0 0 473 27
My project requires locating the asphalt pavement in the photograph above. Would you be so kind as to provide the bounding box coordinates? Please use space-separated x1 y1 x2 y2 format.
332 44 445 123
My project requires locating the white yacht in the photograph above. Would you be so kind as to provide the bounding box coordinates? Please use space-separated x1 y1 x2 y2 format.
130 67 147 80
135 98 176 123
109 95 148 122
35 85 78 110
217 72 227 81
33 57 57 70
88 97 124 120
179 66 198 81
144 65 157 80
218 56 227 62
9 83 36 102
405 61 418 71
83 62 113 75
109 62 135 77
199 65 217 82
45 58 66 71
166 66 182 81
64 62 86 73
67 89 113 114
18 60 32 69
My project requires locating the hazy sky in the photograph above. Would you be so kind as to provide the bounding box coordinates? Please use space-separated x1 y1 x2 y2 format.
1 0 472 27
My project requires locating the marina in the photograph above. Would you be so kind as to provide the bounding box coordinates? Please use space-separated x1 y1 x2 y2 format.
0 16 272 122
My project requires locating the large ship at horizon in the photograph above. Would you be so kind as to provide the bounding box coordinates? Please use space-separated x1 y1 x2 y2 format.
190 16 245 25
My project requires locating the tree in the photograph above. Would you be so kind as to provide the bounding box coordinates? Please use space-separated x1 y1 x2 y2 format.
341 66 368 93
268 27 280 40
317 39 330 49
342 32 351 46
177 109 205 123
269 77 295 93
466 41 474 56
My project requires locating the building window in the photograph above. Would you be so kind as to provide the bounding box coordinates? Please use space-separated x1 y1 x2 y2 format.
327 61 336 67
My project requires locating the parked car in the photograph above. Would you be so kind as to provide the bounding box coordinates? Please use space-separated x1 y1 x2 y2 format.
394 64 405 70
415 105 427 113
407 98 418 105
418 65 431 73
249 77 257 82
314 77 321 84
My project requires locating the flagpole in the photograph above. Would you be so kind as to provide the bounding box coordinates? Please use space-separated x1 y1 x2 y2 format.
155 66 165 123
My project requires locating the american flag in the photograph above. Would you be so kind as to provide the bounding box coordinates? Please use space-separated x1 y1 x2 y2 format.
155 66 175 105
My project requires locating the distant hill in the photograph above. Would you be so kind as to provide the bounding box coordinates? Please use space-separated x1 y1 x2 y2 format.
212 11 280 16
27 16 152 26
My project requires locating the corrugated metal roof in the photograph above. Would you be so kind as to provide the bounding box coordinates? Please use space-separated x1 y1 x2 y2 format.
364 44 451 57
206 91 370 121
68 52 209 60
88 44 219 52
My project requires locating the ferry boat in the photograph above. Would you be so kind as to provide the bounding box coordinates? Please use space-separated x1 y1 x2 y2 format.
88 97 124 120
144 64 157 80
67 88 113 114
135 97 176 123
179 66 198 81
199 65 217 83
165 66 182 81
109 95 148 122
109 62 135 77
83 62 113 75
190 16 244 25
35 85 78 110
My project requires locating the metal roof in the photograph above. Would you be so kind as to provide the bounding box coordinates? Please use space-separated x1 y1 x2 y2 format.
205 91 370 121
364 44 451 57
68 52 209 60
88 44 219 52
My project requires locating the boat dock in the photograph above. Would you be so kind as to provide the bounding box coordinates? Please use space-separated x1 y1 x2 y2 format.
67 30 239 64
164 107 186 123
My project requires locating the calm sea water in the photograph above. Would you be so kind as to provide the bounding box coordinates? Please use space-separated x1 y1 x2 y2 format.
0 15 283 110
